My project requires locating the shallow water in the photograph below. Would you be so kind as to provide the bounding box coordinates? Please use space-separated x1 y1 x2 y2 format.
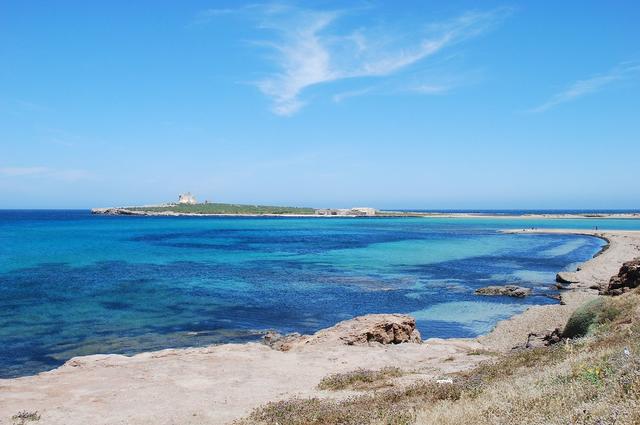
2 210 638 378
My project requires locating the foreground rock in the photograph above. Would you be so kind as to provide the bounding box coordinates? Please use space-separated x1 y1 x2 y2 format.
475 285 532 298
264 314 421 351
601 258 640 295
261 331 302 351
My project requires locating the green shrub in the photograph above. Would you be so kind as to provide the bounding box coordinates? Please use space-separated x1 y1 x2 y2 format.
563 299 605 338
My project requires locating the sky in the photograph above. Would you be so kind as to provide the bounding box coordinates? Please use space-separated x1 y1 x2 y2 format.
1 1 639 209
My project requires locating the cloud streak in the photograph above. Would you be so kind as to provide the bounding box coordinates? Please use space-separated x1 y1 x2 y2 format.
259 7 507 115
0 167 50 177
0 166 91 182
529 61 640 113
204 5 510 115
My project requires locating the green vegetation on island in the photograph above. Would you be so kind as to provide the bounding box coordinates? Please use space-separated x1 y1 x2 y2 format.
126 203 317 215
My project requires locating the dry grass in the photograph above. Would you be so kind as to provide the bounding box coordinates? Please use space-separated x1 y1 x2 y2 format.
236 380 464 425
466 348 499 356
11 411 41 425
415 289 640 425
317 367 404 391
237 289 640 425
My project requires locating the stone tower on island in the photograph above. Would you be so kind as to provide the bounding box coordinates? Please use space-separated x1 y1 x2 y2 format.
178 192 197 205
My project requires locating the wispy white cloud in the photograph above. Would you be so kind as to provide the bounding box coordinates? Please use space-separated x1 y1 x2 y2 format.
260 7 508 115
0 166 91 182
191 5 258 26
15 100 51 113
332 87 375 103
409 84 452 95
0 167 49 177
529 61 640 113
255 9 338 115
201 5 510 115
332 81 450 103
332 66 479 102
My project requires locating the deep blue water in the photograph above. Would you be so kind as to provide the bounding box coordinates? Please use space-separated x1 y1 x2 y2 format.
2 210 640 378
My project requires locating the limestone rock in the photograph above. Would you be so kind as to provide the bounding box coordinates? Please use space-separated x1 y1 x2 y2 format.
601 258 640 296
264 314 421 351
261 331 301 351
475 285 532 298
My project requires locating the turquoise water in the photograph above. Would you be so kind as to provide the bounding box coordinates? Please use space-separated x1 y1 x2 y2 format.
2 211 639 378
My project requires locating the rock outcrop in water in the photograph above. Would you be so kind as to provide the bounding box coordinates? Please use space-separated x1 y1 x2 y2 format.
475 285 532 298
263 314 421 351
601 258 640 295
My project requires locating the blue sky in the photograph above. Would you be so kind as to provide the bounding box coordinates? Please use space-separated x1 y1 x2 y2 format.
1 1 639 209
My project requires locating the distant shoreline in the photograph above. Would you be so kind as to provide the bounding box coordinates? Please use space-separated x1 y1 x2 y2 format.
91 206 640 219
413 212 640 219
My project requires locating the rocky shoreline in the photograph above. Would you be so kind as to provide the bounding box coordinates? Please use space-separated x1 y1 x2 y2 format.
1 229 639 424
479 229 640 351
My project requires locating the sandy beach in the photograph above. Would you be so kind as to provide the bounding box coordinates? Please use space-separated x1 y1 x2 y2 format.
1 229 639 425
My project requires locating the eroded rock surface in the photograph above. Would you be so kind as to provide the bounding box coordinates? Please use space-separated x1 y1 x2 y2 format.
264 314 421 351
601 258 640 296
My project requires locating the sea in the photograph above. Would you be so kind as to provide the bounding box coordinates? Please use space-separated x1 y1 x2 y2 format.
2 209 640 378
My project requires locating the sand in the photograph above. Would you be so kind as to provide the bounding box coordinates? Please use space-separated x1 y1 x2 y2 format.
1 229 639 425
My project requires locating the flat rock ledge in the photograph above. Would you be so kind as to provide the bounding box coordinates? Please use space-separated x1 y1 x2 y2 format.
475 285 532 298
263 314 421 351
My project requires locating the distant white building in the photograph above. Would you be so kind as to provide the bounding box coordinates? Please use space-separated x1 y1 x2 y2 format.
351 207 377 216
315 207 377 216
178 192 197 205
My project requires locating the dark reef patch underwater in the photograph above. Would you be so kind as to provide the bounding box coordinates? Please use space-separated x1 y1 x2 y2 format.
3 210 637 378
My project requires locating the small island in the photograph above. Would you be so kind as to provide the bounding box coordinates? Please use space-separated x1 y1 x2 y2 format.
92 193 640 219
92 192 394 217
